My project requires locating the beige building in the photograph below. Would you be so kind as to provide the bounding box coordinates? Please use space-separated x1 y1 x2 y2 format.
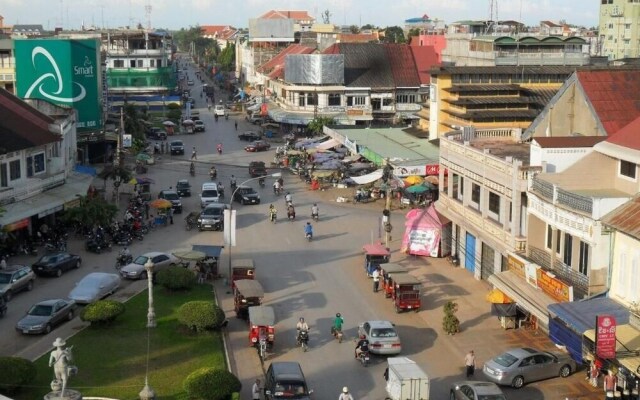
599 0 640 59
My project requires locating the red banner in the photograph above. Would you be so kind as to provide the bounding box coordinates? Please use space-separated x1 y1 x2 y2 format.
596 315 617 359
260 103 268 116
426 164 440 176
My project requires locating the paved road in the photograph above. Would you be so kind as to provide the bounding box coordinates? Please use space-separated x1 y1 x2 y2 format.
1 60 601 400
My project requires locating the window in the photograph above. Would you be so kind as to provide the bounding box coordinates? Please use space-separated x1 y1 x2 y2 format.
563 233 572 266
620 160 637 179
328 93 341 106
156 59 162 67
149 59 155 67
0 163 6 187
9 160 20 181
579 241 589 275
137 60 143 67
452 174 460 199
488 191 500 215
298 93 306 107
347 96 365 106
556 229 562 254
631 257 640 302
26 153 45 177
396 94 417 103
129 59 136 68
471 183 480 204
113 59 124 68
306 93 316 106
546 225 553 249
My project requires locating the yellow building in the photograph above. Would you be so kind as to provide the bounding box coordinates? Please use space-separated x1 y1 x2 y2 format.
599 0 640 59
427 66 576 139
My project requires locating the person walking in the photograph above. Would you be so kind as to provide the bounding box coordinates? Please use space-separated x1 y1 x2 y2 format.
191 147 197 160
252 379 261 400
464 350 476 378
604 370 617 393
372 267 380 293
338 387 353 400
234 120 238 131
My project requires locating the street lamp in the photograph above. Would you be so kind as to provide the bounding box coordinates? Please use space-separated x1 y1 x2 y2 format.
226 172 282 284
145 258 156 328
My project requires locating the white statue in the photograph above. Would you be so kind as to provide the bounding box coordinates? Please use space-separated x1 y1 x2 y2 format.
48 338 77 398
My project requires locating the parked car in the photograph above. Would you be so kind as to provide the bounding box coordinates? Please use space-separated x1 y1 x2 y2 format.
119 252 179 280
158 190 183 213
482 347 576 389
198 203 227 231
176 179 192 197
245 140 271 152
15 299 76 335
146 127 167 140
233 186 261 205
0 265 36 301
194 120 206 132
68 272 121 304
32 252 82 277
450 381 506 400
246 112 263 124
358 320 402 355
187 80 194 86
170 140 185 155
249 161 268 178
238 131 262 141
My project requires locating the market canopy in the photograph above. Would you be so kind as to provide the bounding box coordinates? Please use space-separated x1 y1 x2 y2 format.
191 245 224 258
350 169 384 185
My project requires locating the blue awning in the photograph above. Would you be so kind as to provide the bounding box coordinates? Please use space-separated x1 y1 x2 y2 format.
548 297 629 334
191 245 224 258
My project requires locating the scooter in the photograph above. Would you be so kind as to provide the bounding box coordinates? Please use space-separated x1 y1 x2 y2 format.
258 177 265 187
311 212 319 222
209 168 217 180
305 231 312 242
217 146 223 155
296 330 309 352
357 350 370 367
115 253 133 269
269 211 277 223
331 327 343 343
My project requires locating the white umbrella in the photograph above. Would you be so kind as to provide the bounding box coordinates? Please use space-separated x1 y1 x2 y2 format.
182 119 194 125
162 121 176 127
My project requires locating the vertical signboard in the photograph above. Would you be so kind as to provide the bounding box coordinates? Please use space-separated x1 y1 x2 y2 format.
596 315 617 359
14 38 102 132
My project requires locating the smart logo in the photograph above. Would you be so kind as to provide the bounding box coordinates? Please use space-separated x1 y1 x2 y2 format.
25 46 87 103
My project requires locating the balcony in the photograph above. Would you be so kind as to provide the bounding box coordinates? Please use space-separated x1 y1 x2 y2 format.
529 246 588 299
106 47 168 57
396 103 422 112
495 52 590 66
0 171 66 206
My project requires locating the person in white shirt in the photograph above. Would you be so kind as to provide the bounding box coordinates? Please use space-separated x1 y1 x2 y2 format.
372 267 381 293
252 379 261 400
338 386 354 400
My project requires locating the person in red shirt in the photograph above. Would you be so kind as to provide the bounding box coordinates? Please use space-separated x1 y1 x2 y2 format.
604 370 617 393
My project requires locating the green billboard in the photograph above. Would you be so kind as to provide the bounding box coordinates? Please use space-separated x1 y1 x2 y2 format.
14 38 102 132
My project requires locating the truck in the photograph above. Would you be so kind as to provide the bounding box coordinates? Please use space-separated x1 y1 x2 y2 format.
385 357 430 400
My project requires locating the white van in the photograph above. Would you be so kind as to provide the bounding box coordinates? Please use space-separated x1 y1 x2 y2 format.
200 183 220 208
214 104 226 117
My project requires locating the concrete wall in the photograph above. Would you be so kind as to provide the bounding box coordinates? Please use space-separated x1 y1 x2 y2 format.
610 231 640 307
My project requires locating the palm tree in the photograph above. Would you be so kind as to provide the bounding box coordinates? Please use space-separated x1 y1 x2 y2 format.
98 165 132 190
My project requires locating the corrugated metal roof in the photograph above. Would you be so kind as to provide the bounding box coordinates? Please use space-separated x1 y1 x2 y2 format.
601 195 640 240
323 43 395 88
605 114 640 150
577 70 640 135
409 46 439 85
447 97 534 105
0 90 59 152
446 84 522 92
259 10 314 21
258 44 315 74
430 65 579 76
533 136 606 148
384 44 420 88
444 108 539 119
339 33 378 43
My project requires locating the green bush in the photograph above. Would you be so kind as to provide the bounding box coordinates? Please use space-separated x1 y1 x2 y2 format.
167 109 182 121
80 300 125 325
442 300 460 335
167 102 181 110
156 266 196 291
178 301 225 332
0 357 36 395
183 368 241 400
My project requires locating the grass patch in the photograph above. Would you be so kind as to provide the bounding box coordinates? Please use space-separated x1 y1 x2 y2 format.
15 285 225 400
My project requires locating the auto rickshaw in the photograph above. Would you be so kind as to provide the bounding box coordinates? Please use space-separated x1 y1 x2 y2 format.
362 243 390 277
248 305 275 360
231 258 255 289
234 279 264 319
380 263 408 298
390 274 422 313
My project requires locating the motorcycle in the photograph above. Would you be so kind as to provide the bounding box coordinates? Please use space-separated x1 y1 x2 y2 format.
311 212 319 222
269 211 277 223
112 232 132 246
258 177 265 187
217 145 223 155
296 330 309 352
273 185 282 195
230 181 237 193
287 207 296 221
115 253 133 269
209 168 217 180
45 239 67 253
357 349 370 367
190 165 196 177
218 184 225 198
305 231 312 242
331 326 343 343
85 237 111 254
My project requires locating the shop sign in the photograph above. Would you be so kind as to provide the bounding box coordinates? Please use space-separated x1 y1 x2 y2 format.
2 218 29 232
426 164 440 176
122 134 132 148
507 254 526 278
260 103 268 116
524 263 538 287
64 198 81 210
596 315 617 359
536 269 573 302
346 109 364 116
343 137 357 154
394 165 425 177
38 204 63 219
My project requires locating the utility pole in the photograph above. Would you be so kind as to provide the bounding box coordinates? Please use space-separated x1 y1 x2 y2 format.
382 158 393 248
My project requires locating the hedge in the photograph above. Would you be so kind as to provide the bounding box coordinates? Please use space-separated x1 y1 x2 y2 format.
156 266 196 291
183 368 241 400
177 301 225 332
80 300 125 325
0 357 36 395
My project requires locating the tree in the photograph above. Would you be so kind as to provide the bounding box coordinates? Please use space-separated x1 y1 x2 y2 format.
97 165 132 190
382 26 406 43
60 195 119 229
123 103 145 142
307 116 335 135
407 28 421 40
442 300 460 335
217 43 236 71
321 9 332 24
349 25 360 34
361 24 377 30
183 368 241 400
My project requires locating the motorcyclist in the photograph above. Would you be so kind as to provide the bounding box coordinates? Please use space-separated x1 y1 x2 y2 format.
217 143 223 154
332 312 344 336
258 176 265 186
217 181 225 197
269 204 277 221
120 246 131 258
285 192 293 205
230 175 237 190
311 203 319 219
273 180 282 195
355 334 370 359
287 205 296 220
190 162 195 175
209 166 217 179
296 317 310 344
304 222 313 239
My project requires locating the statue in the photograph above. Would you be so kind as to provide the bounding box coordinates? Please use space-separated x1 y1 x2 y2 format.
48 338 78 399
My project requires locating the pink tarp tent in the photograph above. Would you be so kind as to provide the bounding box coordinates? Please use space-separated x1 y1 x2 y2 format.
401 205 450 257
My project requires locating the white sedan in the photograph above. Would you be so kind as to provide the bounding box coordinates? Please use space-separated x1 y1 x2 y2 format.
68 272 121 304
119 252 180 280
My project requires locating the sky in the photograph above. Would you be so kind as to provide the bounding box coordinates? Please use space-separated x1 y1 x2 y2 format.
1 0 599 31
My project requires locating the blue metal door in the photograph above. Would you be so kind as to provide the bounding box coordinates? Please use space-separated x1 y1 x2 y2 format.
465 233 476 273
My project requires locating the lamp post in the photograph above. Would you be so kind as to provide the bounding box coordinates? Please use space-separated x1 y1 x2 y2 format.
145 258 156 328
226 172 282 284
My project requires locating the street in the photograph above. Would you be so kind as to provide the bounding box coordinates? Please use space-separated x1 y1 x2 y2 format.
0 60 600 400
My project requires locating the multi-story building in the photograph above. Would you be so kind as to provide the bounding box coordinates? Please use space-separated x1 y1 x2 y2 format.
0 37 14 93
0 89 92 239
201 25 238 49
599 0 640 59
12 24 44 37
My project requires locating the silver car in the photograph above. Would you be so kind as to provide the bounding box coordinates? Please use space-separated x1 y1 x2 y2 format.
68 272 121 304
15 299 76 335
450 381 506 400
0 265 36 301
357 320 402 355
119 252 179 280
482 347 575 389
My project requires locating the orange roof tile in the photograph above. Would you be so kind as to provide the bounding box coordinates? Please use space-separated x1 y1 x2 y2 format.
200 25 234 36
606 115 640 151
339 33 378 43
410 46 439 85
259 10 314 21
258 44 315 75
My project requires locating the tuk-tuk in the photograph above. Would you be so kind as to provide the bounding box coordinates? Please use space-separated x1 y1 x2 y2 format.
234 279 264 319
380 264 408 298
231 258 255 288
391 274 421 313
248 305 275 358
363 243 390 277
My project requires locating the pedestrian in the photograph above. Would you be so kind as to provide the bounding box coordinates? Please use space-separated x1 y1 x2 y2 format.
464 350 476 378
589 360 599 387
338 387 353 400
234 120 238 131
144 202 150 220
372 267 380 293
160 141 165 154
383 367 389 381
252 379 261 400
168 207 174 225
0 257 6 270
604 370 617 393
191 147 197 160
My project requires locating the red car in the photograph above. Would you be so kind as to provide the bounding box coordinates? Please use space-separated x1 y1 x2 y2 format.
244 140 271 152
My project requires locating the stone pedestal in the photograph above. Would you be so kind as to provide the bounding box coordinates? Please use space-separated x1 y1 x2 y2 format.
44 389 82 400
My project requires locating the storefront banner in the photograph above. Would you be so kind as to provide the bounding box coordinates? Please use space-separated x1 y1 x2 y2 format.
402 228 440 257
536 269 573 302
596 315 617 359
525 263 538 287
392 164 441 177
2 218 29 232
